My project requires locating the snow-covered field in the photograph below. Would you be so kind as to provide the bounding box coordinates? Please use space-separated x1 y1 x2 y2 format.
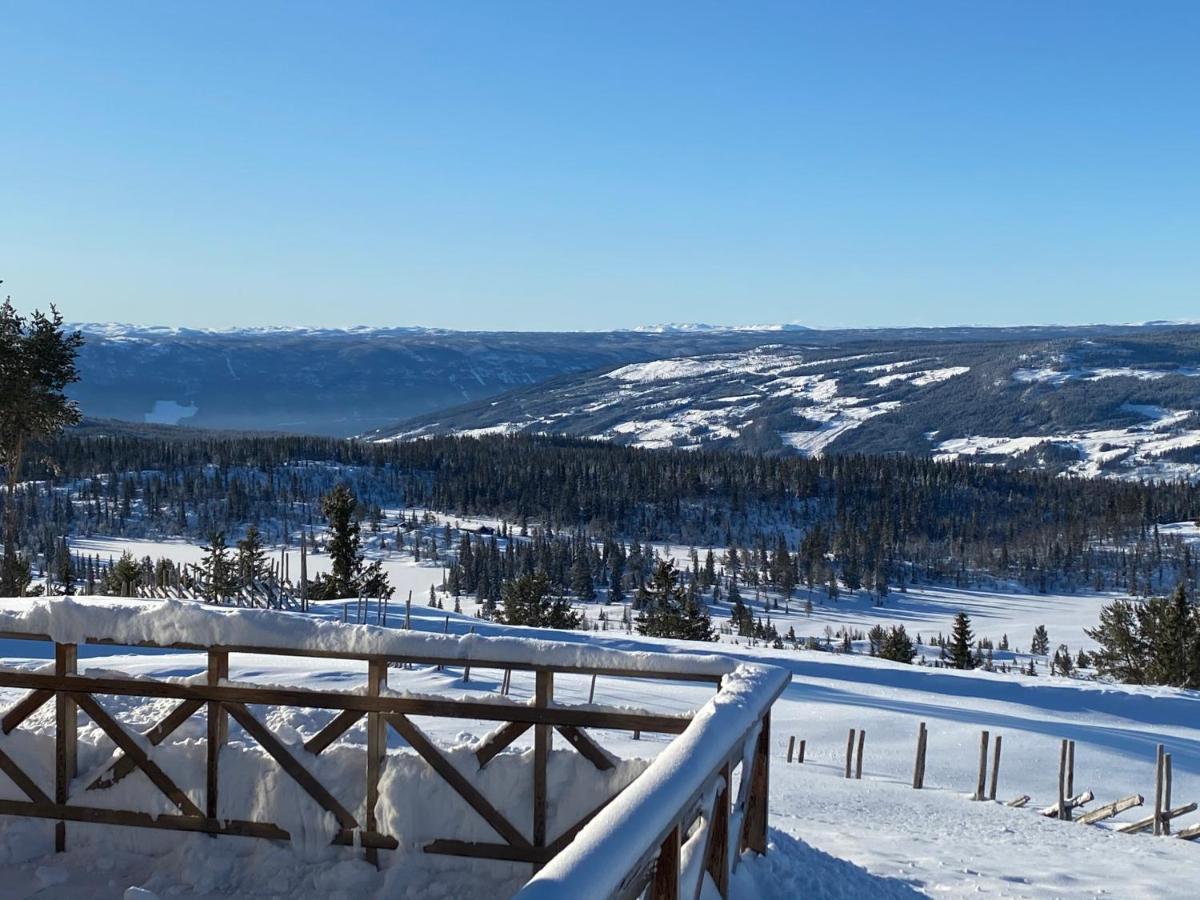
2 534 1198 898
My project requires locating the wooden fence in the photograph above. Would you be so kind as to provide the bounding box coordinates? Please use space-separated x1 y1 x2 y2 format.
0 624 787 898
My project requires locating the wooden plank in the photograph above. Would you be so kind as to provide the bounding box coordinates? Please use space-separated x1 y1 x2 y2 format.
741 713 769 855
700 762 730 900
649 824 680 900
1077 794 1143 826
475 721 531 768
423 839 551 864
384 712 532 849
207 650 228 821
225 701 358 831
303 709 363 756
74 693 204 819
89 699 203 790
534 671 552 851
0 797 288 840
55 643 77 852
0 744 51 803
0 670 692 734
2 689 53 734
555 725 615 771
365 658 387 867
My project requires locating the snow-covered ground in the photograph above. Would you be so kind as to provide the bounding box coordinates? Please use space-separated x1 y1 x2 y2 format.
3 534 1199 898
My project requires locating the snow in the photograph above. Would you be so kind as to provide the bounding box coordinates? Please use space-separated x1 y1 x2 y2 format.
1014 366 1200 385
867 366 970 388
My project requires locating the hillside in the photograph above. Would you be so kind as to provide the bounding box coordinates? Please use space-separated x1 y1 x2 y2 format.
377 329 1200 479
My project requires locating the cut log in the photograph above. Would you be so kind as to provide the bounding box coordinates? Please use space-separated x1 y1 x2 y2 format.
1077 794 1144 826
1176 822 1200 841
1007 794 1030 808
1116 802 1198 835
1041 790 1093 818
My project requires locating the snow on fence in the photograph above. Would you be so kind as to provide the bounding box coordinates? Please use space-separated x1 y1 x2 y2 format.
0 597 790 898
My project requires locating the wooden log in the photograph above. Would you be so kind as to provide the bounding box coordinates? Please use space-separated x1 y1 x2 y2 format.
55 643 77 852
845 728 856 779
797 739 806 764
1117 802 1198 834
913 722 927 790
1007 794 1031 808
1076 794 1143 826
1176 821 1200 841
855 729 865 780
1153 744 1165 836
975 730 990 801
1067 740 1076 800
989 734 1002 801
787 736 795 764
1040 790 1093 818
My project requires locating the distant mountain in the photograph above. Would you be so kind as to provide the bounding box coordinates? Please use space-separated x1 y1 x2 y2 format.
69 321 1200 443
373 328 1200 480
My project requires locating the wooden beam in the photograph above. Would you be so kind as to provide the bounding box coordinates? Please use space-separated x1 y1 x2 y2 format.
1040 790 1093 818
303 709 363 756
0 797 288 840
207 650 228 821
534 671 552 852
423 839 551 864
701 762 730 900
1116 802 1197 834
555 725 615 771
365 659 387 867
74 693 204 819
0 670 691 735
225 701 359 831
89 699 203 791
384 712 532 850
475 721 531 768
741 714 770 855
2 689 53 734
0 744 51 804
1007 794 1031 808
55 643 77 852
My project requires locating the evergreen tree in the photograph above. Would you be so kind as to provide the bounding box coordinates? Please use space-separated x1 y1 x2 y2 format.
636 559 715 642
236 525 270 591
199 532 235 602
499 572 579 630
322 484 360 598
948 611 975 669
1030 625 1050 656
879 625 917 664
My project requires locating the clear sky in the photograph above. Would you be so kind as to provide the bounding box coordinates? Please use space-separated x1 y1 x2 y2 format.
2 1 1197 331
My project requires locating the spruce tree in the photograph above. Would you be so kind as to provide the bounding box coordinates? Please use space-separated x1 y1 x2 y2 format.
1031 625 1050 656
949 611 975 669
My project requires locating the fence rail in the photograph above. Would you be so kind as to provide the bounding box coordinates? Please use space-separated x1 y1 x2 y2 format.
0 612 788 898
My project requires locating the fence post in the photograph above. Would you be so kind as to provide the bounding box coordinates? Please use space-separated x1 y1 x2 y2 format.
913 722 927 789
206 650 229 823
704 761 731 898
855 729 865 780
743 714 770 854
845 728 856 779
989 734 1002 801
974 730 989 801
787 736 795 764
1058 739 1069 821
55 643 77 852
650 823 681 900
1067 739 1075 801
364 657 387 866
1153 744 1164 836
533 670 553 858
1163 752 1173 836
798 739 806 764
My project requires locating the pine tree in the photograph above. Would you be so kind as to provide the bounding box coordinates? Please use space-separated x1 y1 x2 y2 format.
1030 625 1050 656
322 484 360 598
949 611 975 669
199 532 235 602
879 625 917 664
500 572 579 630
236 525 270 591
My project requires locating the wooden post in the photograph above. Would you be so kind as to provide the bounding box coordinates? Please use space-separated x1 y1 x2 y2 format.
974 730 989 801
797 739 805 764
786 735 795 764
845 728 856 779
743 714 770 854
989 734 1002 801
1163 753 1173 836
364 658 387 866
206 650 229 821
55 643 77 852
405 591 412 629
1153 744 1164 836
650 824 681 900
1067 739 1075 800
588 673 597 704
704 761 731 899
1058 739 1069 821
913 722 927 789
855 729 865 780
533 670 553 856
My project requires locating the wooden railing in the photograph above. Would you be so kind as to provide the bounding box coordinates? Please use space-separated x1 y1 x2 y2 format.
0 620 788 898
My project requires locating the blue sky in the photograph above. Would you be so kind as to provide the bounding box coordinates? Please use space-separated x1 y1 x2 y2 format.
2 1 1197 330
